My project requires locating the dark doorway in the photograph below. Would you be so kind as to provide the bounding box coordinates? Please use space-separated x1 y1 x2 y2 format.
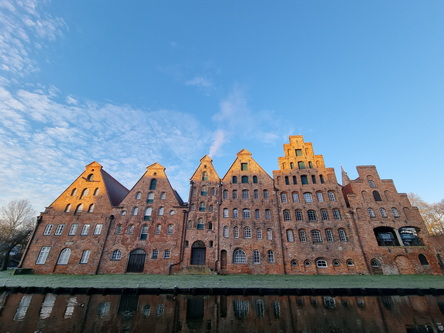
221 250 227 270
191 241 206 265
127 249 146 273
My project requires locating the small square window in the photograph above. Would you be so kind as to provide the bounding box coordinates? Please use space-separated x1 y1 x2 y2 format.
241 163 248 171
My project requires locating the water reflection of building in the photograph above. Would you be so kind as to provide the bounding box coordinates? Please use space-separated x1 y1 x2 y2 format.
20 135 443 276
1 292 444 332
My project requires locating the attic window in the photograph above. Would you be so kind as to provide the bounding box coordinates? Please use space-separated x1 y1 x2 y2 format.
87 174 94 181
241 163 248 171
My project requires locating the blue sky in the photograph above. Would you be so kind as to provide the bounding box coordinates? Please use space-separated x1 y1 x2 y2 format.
1 1 443 212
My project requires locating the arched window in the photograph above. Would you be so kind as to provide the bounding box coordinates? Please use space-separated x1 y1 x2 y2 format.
267 250 275 263
368 180 376 188
303 192 313 203
419 254 429 265
301 175 308 184
263 190 269 199
325 229 334 242
290 162 294 169
116 224 122 234
154 224 161 234
319 175 325 183
265 209 271 219
283 210 291 221
80 188 89 198
368 208 376 218
321 209 329 220
135 191 142 200
223 208 228 218
308 161 313 168
328 191 336 201
295 210 303 221
232 190 238 199
292 192 299 202
346 259 354 267
316 192 324 202
338 228 348 242
144 207 152 220
253 176 258 183
281 193 287 203
128 225 134 234
158 207 164 215
140 225 148 240
111 249 122 260
256 228 262 239
74 204 83 214
199 202 206 211
93 188 99 196
208 222 213 230
223 190 228 199
298 161 305 169
86 204 94 213
70 188 77 196
316 259 328 268
311 175 316 184
233 208 238 218
43 224 54 235
333 209 341 220
132 207 138 215
160 192 166 199
304 260 311 267
311 230 322 243
299 229 307 242
64 204 71 213
241 176 248 183
147 192 154 203
243 209 251 218
223 226 229 237
391 208 400 218
293 176 297 184
149 179 157 190
370 258 380 267
267 228 272 240
253 250 260 264
57 248 71 265
307 210 317 221
254 189 259 199
233 249 247 263
242 189 249 199
373 190 382 201
234 226 239 238
286 229 295 242
255 209 260 219
197 218 204 230
244 227 252 238
380 208 388 218
201 185 208 196
232 176 237 183
202 171 208 181
87 174 94 181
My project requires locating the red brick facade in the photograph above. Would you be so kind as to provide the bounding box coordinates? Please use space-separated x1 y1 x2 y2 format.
20 136 443 275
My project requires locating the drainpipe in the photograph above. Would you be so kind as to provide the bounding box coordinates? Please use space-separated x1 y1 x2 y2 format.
95 214 114 275
18 215 42 268
274 183 287 275
169 207 189 275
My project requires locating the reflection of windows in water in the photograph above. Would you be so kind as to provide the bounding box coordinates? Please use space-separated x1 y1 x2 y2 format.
40 293 56 319
98 302 111 318
13 295 32 321
323 296 336 309
156 304 164 317
255 300 265 319
233 300 249 319
64 297 77 319
272 301 281 318
142 305 151 317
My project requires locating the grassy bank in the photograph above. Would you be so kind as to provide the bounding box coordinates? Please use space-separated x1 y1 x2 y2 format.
1 271 443 289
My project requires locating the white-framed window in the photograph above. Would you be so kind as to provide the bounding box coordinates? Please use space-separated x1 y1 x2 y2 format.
346 259 354 267
368 180 376 188
68 223 78 236
391 207 400 218
265 209 271 219
321 209 329 220
255 209 260 219
307 210 317 221
93 224 103 235
339 228 348 242
80 224 90 236
254 190 259 199
55 224 65 236
299 230 307 242
333 209 342 220
36 247 51 265
295 210 303 221
233 249 247 264
326 229 334 242
223 208 228 218
116 224 123 234
197 218 204 230
151 249 158 259
135 191 142 200
147 192 155 203
164 249 171 259
43 224 54 235
232 190 237 199
316 259 328 268
281 193 287 203
243 209 251 219
93 188 99 196
64 204 71 212
57 248 71 265
80 250 91 264
144 207 152 220
286 229 294 242
160 192 166 199
292 192 299 202
311 230 322 243
303 192 313 203
283 210 291 221
253 250 260 264
223 190 228 199
128 225 134 234
232 208 238 218
256 228 262 240
87 204 95 213
267 228 272 240
155 224 161 234
167 224 173 234
267 250 275 263
132 207 139 216
316 192 324 202
158 207 164 216
328 191 336 201
111 249 122 260
368 208 376 218
263 190 269 199
380 208 388 218
242 190 249 199
234 226 239 238
223 226 229 238
244 227 252 239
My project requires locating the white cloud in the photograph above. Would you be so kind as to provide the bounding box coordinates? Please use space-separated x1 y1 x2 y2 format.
185 76 213 88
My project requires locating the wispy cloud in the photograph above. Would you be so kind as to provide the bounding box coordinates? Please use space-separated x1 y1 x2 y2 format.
0 0 66 78
0 85 208 211
185 76 213 88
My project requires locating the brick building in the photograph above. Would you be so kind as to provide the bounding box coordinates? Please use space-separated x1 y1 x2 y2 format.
19 136 443 275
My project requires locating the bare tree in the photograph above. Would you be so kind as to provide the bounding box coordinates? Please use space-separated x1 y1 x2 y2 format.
0 199 36 270
408 193 444 236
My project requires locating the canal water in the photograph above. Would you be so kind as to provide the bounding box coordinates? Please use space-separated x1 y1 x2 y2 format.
1 291 444 332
